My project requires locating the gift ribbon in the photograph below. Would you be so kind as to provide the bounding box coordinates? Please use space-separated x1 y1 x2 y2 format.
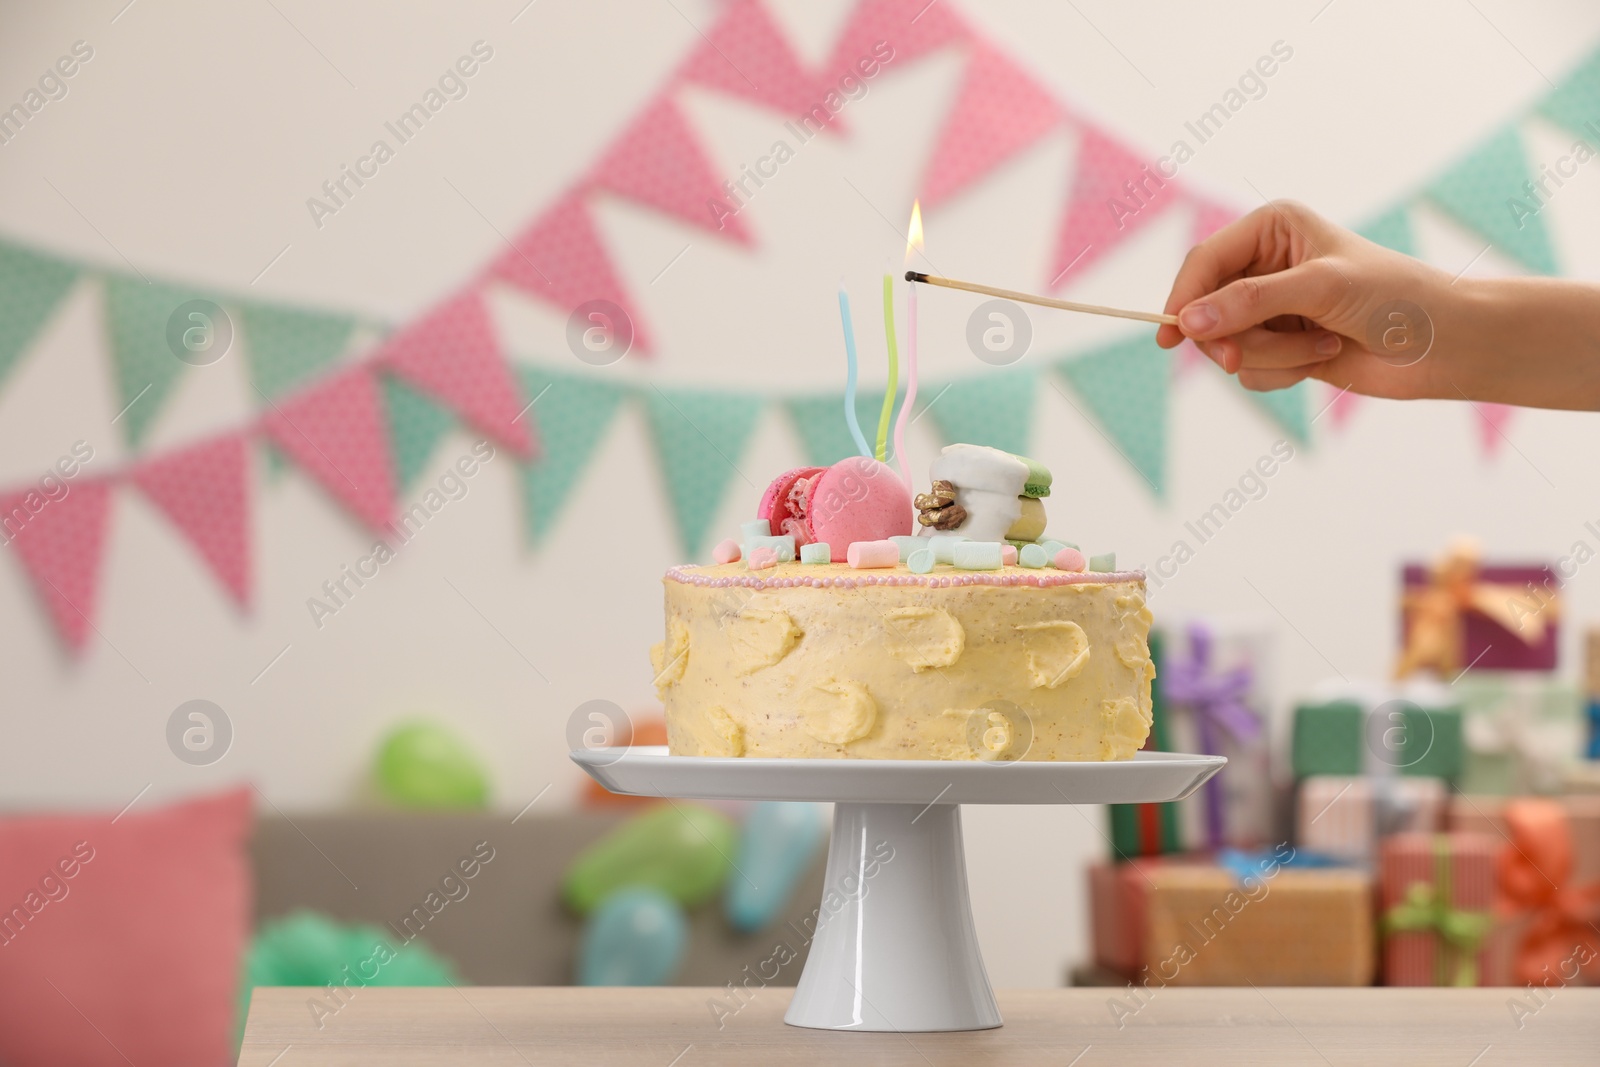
1384 836 1493 986
1160 624 1262 849
1497 799 1600 986
1396 542 1555 679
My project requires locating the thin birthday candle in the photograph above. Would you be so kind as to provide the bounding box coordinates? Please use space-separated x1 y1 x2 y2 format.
892 281 918 490
837 285 871 458
875 271 898 462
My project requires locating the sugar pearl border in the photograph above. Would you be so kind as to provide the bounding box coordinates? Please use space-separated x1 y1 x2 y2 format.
664 565 1145 590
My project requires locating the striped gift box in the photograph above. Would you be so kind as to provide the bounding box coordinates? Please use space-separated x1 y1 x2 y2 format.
1379 833 1497 986
1296 775 1447 864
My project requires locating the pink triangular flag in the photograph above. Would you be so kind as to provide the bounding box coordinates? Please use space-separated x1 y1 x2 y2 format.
0 479 114 652
1328 386 1360 429
678 0 836 130
377 291 536 457
919 44 1062 210
826 0 969 82
130 433 252 608
1050 128 1181 288
489 193 653 355
1478 402 1514 456
263 365 396 531
1191 197 1237 244
588 96 751 244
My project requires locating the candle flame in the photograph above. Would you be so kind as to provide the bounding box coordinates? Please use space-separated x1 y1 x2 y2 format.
904 200 924 264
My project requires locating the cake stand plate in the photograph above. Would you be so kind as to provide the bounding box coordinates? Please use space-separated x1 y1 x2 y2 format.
571 746 1225 1033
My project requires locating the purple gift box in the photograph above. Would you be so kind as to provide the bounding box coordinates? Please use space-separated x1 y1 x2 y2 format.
1400 563 1558 672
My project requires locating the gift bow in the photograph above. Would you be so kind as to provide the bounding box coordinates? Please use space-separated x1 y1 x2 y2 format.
1385 838 1495 987
1160 624 1262 848
1498 799 1600 986
1397 541 1557 679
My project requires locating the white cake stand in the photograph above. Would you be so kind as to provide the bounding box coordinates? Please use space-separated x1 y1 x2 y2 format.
571 745 1225 1033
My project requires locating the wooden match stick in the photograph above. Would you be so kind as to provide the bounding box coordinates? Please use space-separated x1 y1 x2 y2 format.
905 271 1179 327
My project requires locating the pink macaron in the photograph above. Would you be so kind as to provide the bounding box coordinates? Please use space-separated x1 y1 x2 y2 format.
806 457 912 561
757 457 912 561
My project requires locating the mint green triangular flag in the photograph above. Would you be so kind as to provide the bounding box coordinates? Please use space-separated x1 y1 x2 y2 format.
105 275 217 446
1056 336 1170 496
643 386 763 558
1426 126 1557 274
1356 205 1416 256
786 388 903 467
1247 380 1311 444
1537 44 1600 139
514 366 625 546
0 241 78 392
241 302 355 399
382 374 456 490
921 369 1037 457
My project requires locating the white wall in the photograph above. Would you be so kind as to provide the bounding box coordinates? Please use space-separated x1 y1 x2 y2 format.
3 0 1599 987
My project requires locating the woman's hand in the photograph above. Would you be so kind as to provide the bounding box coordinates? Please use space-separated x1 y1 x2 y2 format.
1157 199 1454 399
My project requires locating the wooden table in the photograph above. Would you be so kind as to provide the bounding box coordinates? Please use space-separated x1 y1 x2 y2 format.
239 986 1600 1065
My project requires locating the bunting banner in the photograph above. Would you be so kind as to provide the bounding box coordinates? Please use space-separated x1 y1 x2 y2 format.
676 0 830 128
376 291 535 457
381 375 456 492
589 96 752 245
642 386 764 558
918 44 1061 210
262 365 396 533
0 3 1596 652
1052 127 1184 288
514 366 626 546
922 367 1038 458
1 479 114 652
240 302 355 400
489 193 653 354
1055 336 1171 495
129 433 251 607
0 241 77 391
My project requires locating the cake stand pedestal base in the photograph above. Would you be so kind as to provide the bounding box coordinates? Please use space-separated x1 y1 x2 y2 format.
786 802 998 1032
571 746 1225 1033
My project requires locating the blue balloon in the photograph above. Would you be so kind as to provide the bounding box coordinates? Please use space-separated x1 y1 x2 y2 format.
724 802 826 933
577 886 688 986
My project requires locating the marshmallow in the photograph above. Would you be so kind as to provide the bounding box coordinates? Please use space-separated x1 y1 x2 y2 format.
1019 544 1048 569
713 538 742 564
799 542 832 564
907 548 935 574
741 519 773 542
1053 547 1086 572
952 541 1004 571
1001 544 1018 566
847 539 900 569
746 534 796 562
747 547 779 570
1089 552 1117 572
890 535 923 562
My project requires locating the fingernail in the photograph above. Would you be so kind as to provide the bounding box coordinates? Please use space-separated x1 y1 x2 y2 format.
1180 303 1218 333
1315 333 1342 357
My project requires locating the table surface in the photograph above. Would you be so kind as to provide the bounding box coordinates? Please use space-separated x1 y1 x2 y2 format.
238 986 1600 1066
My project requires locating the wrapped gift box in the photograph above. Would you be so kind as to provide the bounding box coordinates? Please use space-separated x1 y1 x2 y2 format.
1400 559 1559 673
1297 775 1447 864
1379 833 1497 986
1089 852 1375 986
1108 633 1183 858
1291 685 1463 782
1455 674 1582 795
1141 863 1374 985
1159 619 1275 851
1447 796 1600 985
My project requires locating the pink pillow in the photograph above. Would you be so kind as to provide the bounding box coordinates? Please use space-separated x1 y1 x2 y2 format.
0 787 252 1067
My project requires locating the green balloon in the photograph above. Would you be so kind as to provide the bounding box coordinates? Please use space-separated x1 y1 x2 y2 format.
374 721 490 809
563 803 735 915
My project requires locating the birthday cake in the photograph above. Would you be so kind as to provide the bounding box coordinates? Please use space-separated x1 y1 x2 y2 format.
651 445 1155 762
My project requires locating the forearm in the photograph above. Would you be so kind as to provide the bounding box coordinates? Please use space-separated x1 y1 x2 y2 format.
1439 276 1600 410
